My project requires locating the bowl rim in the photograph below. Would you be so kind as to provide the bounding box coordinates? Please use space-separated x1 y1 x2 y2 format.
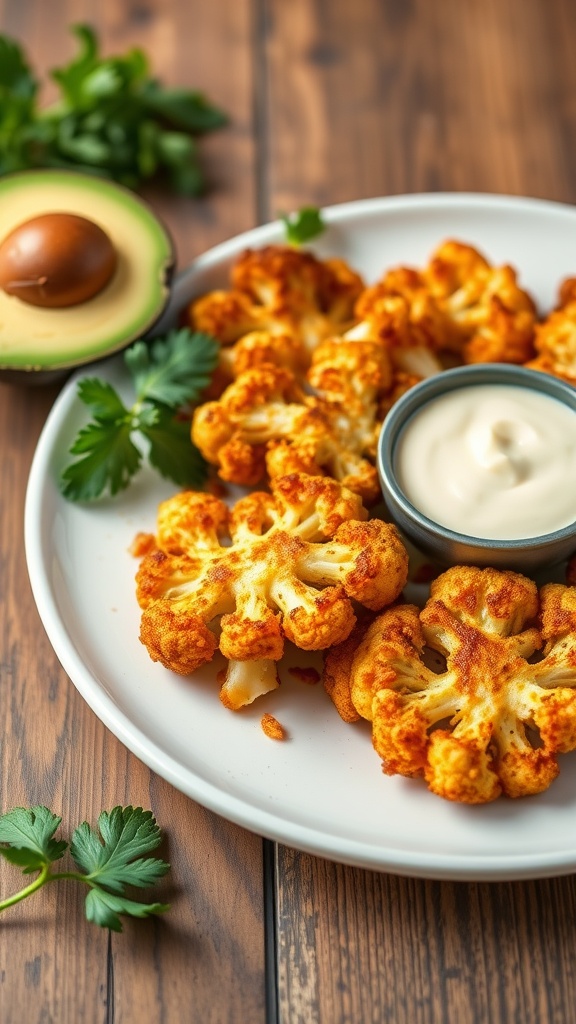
377 362 576 551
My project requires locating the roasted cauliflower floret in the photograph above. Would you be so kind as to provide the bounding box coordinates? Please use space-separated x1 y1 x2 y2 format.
192 362 383 502
307 337 393 405
525 299 576 385
558 277 576 309
189 290 261 346
346 566 576 803
136 473 408 711
424 240 537 364
348 240 536 372
308 339 421 453
231 247 363 344
222 330 309 380
323 612 376 723
354 266 456 368
187 245 364 367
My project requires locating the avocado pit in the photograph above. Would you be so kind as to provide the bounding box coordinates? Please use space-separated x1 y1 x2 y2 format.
0 212 118 308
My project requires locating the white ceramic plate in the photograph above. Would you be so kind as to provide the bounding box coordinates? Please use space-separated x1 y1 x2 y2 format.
25 194 576 881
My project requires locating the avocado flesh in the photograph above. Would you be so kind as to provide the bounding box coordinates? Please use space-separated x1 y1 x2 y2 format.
0 171 174 371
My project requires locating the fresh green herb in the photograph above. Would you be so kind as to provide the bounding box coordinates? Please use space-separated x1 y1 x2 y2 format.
280 206 326 246
0 24 227 194
0 805 170 932
60 327 219 501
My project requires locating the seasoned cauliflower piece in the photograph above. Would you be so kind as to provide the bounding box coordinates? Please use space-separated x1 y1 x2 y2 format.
323 612 376 723
354 266 456 369
346 566 576 803
307 338 393 405
525 299 576 385
223 330 309 379
192 362 383 503
558 277 576 309
187 245 364 371
219 659 281 712
136 473 409 711
231 247 363 345
189 290 261 346
424 240 537 364
349 240 535 373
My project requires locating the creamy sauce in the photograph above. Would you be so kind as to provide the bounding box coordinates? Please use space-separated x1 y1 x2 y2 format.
395 384 576 540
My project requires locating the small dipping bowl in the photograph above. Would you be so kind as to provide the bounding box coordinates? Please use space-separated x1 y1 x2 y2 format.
377 363 576 573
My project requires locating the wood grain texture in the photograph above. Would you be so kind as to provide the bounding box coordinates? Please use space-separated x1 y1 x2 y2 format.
4 0 576 1021
0 2 266 1022
264 1 576 1022
275 850 576 1024
265 0 576 209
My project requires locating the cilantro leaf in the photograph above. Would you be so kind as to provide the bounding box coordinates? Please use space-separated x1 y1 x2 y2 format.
281 206 326 246
60 419 142 500
0 807 68 871
125 329 219 407
140 81 228 134
85 888 170 932
0 36 36 97
61 328 218 501
140 406 209 487
70 806 169 892
0 37 39 174
75 377 129 420
0 805 170 931
0 24 227 194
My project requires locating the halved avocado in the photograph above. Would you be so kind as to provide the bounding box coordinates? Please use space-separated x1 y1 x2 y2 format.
0 170 174 382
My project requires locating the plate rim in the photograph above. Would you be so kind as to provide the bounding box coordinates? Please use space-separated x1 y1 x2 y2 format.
25 191 576 881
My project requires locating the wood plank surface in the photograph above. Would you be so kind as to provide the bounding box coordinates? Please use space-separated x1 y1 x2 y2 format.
0 3 266 1023
3 0 576 1022
264 1 576 1022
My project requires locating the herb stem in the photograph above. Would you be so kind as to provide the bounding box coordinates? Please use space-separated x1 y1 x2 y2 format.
0 868 92 914
0 863 51 912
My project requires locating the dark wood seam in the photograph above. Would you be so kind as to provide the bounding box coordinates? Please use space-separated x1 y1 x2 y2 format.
263 840 279 1024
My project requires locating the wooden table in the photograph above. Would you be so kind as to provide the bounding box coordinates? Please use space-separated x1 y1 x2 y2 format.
2 1 576 1021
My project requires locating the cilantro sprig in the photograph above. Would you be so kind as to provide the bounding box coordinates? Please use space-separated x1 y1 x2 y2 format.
60 327 219 501
0 24 227 194
280 206 326 246
0 805 170 932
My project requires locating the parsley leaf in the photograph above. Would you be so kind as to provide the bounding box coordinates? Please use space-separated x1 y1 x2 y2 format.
85 889 169 932
60 328 219 501
126 329 218 407
141 406 210 487
0 805 170 932
0 23 227 194
280 206 326 246
61 418 142 500
70 806 169 892
0 807 68 872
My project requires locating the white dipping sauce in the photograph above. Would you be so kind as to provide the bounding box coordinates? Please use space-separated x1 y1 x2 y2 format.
395 384 576 540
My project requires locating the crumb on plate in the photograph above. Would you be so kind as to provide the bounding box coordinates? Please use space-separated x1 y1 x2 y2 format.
261 713 287 740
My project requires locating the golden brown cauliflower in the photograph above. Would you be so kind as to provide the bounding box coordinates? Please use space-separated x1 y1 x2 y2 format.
187 245 364 378
354 264 456 373
344 566 576 803
136 473 409 711
424 240 537 364
222 330 309 380
192 360 384 503
323 611 376 724
525 296 576 385
348 239 536 374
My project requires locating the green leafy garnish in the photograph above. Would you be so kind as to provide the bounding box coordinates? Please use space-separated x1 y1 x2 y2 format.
0 24 227 194
60 328 219 501
0 805 170 932
280 206 326 246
